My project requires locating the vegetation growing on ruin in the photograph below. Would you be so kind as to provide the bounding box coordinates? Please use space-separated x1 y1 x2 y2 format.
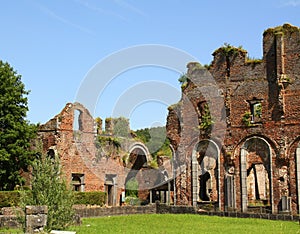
242 111 253 126
264 23 300 35
213 43 246 57
96 135 122 158
168 101 181 111
178 73 189 89
246 57 263 65
199 103 214 131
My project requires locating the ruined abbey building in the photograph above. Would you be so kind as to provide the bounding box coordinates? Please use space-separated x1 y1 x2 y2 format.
38 102 173 206
166 23 300 214
37 23 300 215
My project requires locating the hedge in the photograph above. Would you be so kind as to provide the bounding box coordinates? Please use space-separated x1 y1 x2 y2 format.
0 191 21 208
0 190 107 208
74 191 106 206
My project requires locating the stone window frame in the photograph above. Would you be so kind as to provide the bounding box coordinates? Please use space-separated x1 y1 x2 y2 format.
247 98 262 124
71 173 85 192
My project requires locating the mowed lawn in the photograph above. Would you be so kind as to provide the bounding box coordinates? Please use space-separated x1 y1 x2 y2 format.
68 214 300 234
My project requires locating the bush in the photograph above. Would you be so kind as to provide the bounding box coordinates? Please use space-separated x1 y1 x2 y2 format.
125 196 141 206
0 191 21 208
20 155 75 231
125 178 138 197
74 191 106 206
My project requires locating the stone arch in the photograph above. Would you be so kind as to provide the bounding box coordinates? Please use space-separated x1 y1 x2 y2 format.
128 142 151 162
287 138 300 214
125 142 151 200
191 139 220 207
239 136 273 212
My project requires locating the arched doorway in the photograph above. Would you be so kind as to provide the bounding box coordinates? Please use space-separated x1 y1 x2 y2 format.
192 140 220 207
125 144 150 202
240 137 273 212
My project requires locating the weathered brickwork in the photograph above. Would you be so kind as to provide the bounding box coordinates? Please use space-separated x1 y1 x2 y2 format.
38 103 173 206
166 24 300 215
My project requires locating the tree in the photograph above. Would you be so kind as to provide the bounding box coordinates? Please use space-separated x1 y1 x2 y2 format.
21 154 74 231
112 117 130 137
0 60 36 190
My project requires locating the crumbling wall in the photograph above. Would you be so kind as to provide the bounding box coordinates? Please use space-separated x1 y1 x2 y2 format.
167 23 300 214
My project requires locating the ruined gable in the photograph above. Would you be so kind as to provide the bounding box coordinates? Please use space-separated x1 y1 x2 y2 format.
167 23 300 214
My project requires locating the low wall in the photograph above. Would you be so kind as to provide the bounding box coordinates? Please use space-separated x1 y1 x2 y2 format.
156 203 299 222
1 203 299 230
74 203 299 222
73 204 156 218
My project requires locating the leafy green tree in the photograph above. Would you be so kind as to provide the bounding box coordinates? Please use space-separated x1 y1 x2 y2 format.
113 117 130 137
134 128 151 143
21 154 75 231
0 60 36 190
134 127 172 158
125 177 138 197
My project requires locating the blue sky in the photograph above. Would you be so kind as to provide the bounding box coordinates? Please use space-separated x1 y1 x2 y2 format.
0 0 299 130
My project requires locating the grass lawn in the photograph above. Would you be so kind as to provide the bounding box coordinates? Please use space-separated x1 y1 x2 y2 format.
67 214 300 234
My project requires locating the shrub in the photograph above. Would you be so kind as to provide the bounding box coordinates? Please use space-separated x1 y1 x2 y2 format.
125 196 141 206
0 191 21 208
125 178 138 197
20 155 75 231
74 191 106 206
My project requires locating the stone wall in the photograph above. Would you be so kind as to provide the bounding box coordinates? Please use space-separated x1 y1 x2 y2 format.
37 102 172 207
166 23 300 214
73 205 156 218
0 203 298 230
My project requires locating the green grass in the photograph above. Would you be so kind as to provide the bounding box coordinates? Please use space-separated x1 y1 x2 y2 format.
67 214 300 234
0 227 23 233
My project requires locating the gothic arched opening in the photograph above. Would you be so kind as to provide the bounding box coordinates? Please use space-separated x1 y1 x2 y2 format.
125 147 148 202
240 137 272 212
192 140 219 207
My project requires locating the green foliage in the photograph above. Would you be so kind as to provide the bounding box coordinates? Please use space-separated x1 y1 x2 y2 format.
113 117 130 137
96 136 121 157
134 127 172 159
95 117 102 133
254 103 262 118
154 138 172 158
125 196 141 206
0 60 37 190
0 191 21 207
199 104 214 131
149 160 158 169
74 191 106 206
20 155 75 231
214 43 246 58
134 128 151 143
242 111 252 126
246 57 263 64
178 73 189 89
125 178 138 197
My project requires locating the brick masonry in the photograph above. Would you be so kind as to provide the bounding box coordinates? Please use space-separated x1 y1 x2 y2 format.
166 23 300 215
38 102 173 206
